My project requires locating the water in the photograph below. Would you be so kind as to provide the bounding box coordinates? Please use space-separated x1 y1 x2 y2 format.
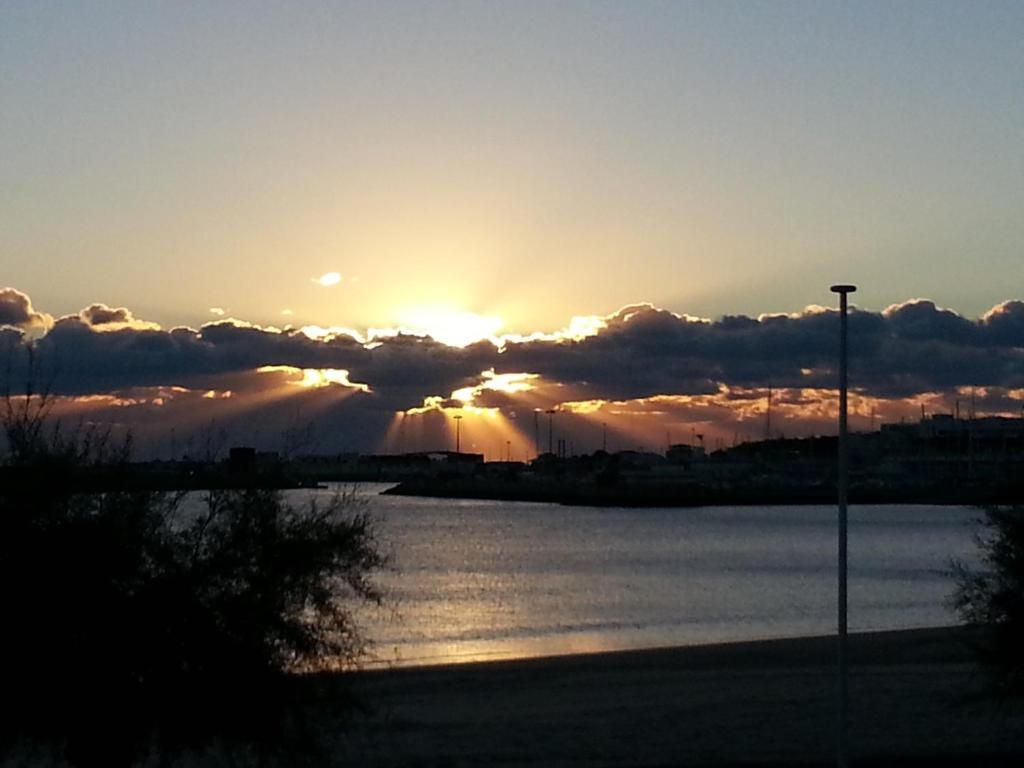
289 484 981 668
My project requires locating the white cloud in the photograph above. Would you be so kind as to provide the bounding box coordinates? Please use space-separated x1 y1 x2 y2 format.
313 272 342 287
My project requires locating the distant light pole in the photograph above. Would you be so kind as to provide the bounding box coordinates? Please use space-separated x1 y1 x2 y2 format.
831 283 856 768
534 409 541 457
546 409 556 455
453 414 463 454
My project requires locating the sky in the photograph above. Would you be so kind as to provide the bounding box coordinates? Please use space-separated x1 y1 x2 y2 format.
2 2 1023 458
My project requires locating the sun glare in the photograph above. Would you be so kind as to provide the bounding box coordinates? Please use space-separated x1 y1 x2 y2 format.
257 365 370 392
453 370 538 404
297 368 369 390
398 307 503 347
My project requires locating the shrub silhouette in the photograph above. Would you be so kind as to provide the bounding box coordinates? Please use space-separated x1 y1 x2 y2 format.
951 505 1024 697
1 385 385 765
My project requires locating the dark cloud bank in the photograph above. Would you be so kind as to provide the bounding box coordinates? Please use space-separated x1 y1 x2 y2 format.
0 288 51 332
2 288 1023 453
4 293 1022 399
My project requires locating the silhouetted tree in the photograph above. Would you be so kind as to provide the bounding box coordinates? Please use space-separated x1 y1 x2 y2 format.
951 505 1024 697
2 344 55 461
0 372 386 766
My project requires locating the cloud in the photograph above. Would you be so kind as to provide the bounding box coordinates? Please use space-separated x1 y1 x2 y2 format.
882 299 977 344
3 287 1024 455
78 303 161 332
0 288 52 332
7 292 1024 403
209 307 227 316
981 300 1024 348
313 272 342 287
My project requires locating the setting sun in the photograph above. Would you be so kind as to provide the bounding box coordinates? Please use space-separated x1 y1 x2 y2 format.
397 307 503 348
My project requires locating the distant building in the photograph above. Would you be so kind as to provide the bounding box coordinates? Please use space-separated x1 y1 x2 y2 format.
441 451 485 466
882 414 1024 452
878 414 1024 483
666 443 705 466
228 446 256 473
615 450 667 469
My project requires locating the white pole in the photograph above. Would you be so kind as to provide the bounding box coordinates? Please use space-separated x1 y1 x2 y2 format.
831 283 856 768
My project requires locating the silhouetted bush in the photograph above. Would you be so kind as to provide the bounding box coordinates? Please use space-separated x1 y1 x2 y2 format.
951 505 1024 697
1 385 386 766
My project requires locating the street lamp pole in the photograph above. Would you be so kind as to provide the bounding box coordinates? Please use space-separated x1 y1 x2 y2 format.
831 283 856 768
453 414 463 454
534 410 541 458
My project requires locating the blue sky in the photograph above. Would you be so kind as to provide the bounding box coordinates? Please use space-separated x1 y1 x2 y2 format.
3 1 1022 334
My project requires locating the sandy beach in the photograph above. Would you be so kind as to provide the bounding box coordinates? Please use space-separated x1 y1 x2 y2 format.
335 627 1024 767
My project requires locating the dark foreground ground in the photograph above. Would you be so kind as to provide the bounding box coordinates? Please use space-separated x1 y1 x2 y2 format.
334 626 1024 767
4 627 1020 766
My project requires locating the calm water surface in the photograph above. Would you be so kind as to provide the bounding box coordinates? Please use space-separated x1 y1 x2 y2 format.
290 484 980 668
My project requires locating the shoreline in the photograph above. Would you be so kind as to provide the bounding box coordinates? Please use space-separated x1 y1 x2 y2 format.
334 626 1024 766
383 477 1019 508
352 625 979 676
